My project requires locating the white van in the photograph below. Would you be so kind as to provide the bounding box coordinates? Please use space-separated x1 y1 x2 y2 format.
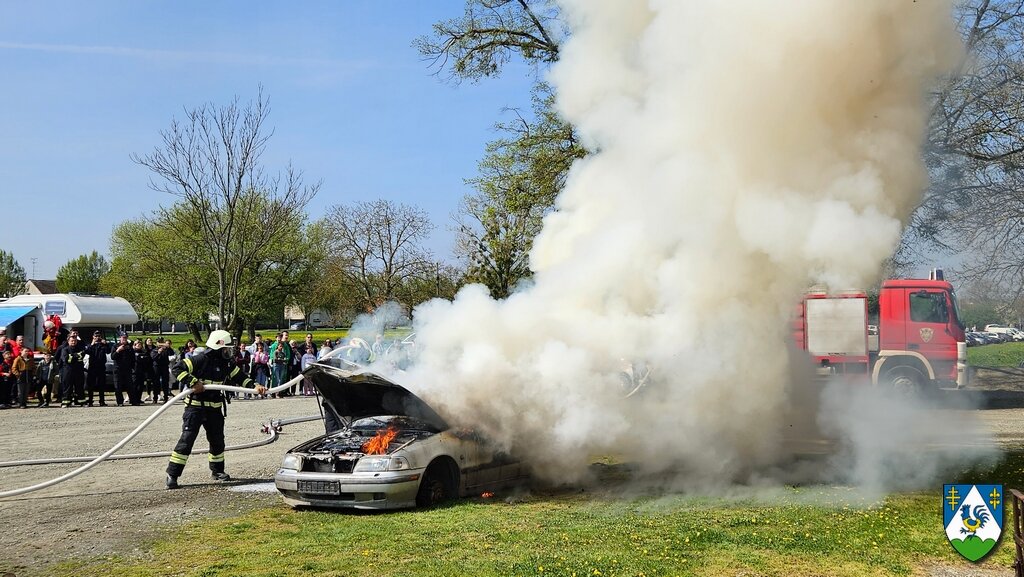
984 324 1018 342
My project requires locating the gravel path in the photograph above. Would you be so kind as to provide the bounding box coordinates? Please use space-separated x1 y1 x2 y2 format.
0 395 325 576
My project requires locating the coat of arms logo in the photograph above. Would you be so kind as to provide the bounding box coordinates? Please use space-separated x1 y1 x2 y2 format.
920 327 934 343
943 484 1003 561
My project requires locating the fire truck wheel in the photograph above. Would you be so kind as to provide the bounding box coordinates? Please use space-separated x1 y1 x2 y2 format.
884 365 927 397
416 460 457 508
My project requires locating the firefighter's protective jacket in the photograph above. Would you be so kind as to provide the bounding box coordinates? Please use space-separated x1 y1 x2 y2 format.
172 350 254 408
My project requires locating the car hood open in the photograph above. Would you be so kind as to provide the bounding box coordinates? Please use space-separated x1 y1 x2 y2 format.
304 364 448 430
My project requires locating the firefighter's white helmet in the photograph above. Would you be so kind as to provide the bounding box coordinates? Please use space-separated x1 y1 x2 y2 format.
206 330 232 350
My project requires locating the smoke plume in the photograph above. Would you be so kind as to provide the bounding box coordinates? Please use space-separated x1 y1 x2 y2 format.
405 1 983 487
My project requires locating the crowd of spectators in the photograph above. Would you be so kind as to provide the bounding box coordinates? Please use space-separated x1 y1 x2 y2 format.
0 328 344 409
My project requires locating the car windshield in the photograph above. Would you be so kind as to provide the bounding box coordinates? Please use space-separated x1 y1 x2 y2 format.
350 415 442 434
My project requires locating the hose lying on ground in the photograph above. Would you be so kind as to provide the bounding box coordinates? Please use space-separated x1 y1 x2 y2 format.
0 415 324 468
0 347 345 500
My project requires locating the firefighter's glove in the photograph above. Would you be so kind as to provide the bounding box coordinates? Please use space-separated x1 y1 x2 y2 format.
254 385 267 396
191 381 205 394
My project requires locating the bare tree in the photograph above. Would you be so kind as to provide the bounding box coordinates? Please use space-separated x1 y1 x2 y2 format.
905 1 1024 297
414 0 562 83
323 200 434 310
131 89 320 336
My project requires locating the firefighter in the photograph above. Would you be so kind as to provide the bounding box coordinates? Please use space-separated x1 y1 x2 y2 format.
110 334 134 407
165 330 266 489
84 331 110 406
57 333 87 407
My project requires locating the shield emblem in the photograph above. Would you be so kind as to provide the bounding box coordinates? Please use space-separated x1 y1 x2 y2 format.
943 484 1003 561
920 327 934 343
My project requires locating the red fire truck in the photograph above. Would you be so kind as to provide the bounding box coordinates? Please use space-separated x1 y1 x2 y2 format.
792 270 967 393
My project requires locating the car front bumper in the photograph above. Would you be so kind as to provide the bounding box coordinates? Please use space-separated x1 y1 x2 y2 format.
274 468 423 510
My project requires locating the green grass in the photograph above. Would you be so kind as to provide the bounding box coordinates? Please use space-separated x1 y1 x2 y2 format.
967 341 1024 368
44 453 1024 577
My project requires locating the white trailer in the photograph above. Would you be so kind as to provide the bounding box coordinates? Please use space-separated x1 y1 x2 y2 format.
0 293 139 351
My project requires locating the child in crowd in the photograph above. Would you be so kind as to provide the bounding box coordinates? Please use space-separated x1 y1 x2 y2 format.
35 352 57 408
318 339 333 359
300 346 317 395
250 342 270 398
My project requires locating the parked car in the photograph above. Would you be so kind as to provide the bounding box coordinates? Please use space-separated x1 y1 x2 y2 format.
984 324 1019 341
982 331 1005 344
289 321 306 330
965 332 984 347
274 365 527 510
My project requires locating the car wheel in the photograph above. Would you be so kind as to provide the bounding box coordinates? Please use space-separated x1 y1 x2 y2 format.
416 461 456 508
883 365 927 397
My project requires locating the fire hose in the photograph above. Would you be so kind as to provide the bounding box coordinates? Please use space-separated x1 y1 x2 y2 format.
0 414 323 468
0 346 347 499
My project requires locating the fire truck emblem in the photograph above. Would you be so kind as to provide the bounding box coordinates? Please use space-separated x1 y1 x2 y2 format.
943 484 1003 561
920 327 934 343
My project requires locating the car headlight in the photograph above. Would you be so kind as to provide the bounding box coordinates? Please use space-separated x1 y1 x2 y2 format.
353 456 412 473
281 454 302 471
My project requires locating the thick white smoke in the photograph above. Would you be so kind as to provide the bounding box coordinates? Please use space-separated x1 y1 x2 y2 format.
405 1 976 486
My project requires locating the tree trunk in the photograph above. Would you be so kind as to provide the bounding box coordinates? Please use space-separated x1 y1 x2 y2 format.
227 315 243 343
187 322 202 343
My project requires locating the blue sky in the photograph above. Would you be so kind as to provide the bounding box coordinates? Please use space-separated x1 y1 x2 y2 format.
0 1 535 279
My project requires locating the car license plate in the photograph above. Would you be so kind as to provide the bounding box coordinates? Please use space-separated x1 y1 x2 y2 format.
298 480 340 495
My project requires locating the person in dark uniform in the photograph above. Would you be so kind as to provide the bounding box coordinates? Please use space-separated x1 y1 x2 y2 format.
84 331 110 406
151 338 174 403
110 334 134 407
57 333 87 407
130 340 149 406
165 330 266 489
143 337 158 402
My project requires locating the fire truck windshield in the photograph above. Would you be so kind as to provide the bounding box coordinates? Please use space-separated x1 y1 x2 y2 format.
949 289 965 329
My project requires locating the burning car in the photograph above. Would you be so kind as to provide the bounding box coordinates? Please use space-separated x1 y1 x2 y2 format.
274 364 527 510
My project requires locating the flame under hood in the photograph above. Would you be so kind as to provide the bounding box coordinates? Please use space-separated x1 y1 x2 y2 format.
304 364 448 431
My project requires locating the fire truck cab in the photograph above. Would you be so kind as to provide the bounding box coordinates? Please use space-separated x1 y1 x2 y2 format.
794 270 967 393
